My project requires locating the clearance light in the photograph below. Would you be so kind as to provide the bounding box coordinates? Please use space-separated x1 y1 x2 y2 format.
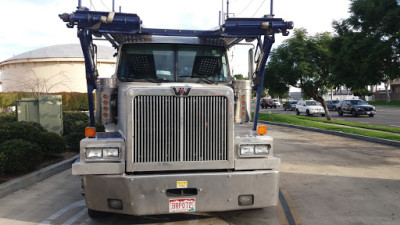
103 94 108 99
85 127 96 138
103 100 108 105
242 95 246 99
257 125 267 135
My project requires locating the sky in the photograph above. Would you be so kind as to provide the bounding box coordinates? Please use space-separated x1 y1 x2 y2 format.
0 0 351 77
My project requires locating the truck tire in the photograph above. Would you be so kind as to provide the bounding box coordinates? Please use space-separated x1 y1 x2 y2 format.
88 209 109 219
306 110 311 116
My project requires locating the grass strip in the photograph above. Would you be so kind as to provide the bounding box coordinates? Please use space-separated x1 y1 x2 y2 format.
367 100 400 107
258 113 400 142
296 116 400 134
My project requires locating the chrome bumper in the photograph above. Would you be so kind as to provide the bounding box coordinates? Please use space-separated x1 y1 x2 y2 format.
83 170 279 216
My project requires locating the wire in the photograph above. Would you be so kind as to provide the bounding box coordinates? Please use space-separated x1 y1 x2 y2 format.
252 0 266 17
235 0 256 16
90 0 96 11
99 0 111 11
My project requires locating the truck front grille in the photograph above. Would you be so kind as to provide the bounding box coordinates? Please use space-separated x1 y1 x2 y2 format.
132 96 228 163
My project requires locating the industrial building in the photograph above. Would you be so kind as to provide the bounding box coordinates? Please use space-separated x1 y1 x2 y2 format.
0 44 116 93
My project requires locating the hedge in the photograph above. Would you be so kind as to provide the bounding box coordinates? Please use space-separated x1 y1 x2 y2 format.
0 139 43 173
0 92 93 111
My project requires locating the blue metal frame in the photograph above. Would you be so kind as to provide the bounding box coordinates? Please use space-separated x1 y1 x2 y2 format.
59 6 293 129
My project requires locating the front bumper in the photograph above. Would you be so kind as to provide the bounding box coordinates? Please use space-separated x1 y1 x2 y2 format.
356 109 376 115
83 170 279 216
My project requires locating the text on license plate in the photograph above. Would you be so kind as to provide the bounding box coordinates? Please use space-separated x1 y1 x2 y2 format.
169 198 196 213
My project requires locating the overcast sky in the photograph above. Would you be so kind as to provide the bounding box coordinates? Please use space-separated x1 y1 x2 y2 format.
0 0 351 76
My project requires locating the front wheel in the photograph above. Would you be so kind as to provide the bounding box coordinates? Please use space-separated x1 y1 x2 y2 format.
369 114 374 117
296 109 300 115
321 114 325 117
306 110 311 116
284 108 287 111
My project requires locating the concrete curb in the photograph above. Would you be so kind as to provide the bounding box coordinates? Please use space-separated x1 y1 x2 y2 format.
0 155 78 198
260 121 400 148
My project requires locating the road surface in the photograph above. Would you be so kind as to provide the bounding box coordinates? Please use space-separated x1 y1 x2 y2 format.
1 124 399 224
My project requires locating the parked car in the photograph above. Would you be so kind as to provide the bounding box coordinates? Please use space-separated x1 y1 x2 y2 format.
283 100 298 111
273 99 281 107
295 100 325 116
261 99 276 108
326 100 341 111
337 99 376 117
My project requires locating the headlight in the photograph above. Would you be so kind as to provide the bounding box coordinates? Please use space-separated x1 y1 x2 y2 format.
240 145 254 155
255 145 271 155
86 148 102 159
239 144 271 157
85 147 120 160
103 148 119 158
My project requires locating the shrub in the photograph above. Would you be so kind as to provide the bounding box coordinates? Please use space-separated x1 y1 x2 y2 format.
66 132 85 152
0 139 43 173
0 111 17 123
63 111 89 136
0 152 6 175
0 121 45 144
39 132 67 156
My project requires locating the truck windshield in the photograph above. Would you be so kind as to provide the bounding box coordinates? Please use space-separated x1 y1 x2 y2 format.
117 44 229 83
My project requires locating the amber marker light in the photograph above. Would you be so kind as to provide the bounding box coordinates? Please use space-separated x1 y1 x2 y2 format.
85 127 96 138
103 100 108 105
103 94 108 99
257 125 267 135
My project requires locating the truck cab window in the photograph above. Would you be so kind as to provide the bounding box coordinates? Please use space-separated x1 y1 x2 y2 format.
118 44 229 83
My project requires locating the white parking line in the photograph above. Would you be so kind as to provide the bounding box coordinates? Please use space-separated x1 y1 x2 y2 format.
62 208 88 225
38 200 85 225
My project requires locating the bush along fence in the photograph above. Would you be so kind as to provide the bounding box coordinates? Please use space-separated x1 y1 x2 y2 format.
0 92 94 111
0 111 104 176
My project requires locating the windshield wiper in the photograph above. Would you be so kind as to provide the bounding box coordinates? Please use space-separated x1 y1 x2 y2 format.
199 76 215 84
144 77 169 83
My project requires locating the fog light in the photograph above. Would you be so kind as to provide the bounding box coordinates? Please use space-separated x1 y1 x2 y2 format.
238 195 254 206
108 199 123 210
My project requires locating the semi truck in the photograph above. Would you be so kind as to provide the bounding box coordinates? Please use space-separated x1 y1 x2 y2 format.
60 1 293 218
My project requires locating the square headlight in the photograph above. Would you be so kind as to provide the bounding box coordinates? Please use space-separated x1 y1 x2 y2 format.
240 145 254 155
255 145 271 155
86 148 102 159
103 148 119 158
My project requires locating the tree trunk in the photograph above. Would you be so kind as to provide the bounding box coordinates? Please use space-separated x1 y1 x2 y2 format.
385 81 391 103
313 95 332 121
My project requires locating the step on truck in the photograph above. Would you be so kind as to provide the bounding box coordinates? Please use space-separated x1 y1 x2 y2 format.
59 0 293 218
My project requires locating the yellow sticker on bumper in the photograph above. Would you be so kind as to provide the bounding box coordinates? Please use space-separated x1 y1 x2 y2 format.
177 181 187 188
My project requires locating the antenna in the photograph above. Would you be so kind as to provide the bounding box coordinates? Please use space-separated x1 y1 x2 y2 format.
112 0 115 11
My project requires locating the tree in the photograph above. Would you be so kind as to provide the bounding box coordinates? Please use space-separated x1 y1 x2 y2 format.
264 29 334 120
234 74 245 80
331 0 400 101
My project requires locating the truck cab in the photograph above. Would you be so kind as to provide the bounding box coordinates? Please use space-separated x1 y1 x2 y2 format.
60 5 292 218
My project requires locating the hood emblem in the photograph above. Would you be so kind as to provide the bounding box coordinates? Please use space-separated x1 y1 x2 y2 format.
172 87 191 96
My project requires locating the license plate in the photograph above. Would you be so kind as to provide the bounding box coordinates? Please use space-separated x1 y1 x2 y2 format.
169 198 196 213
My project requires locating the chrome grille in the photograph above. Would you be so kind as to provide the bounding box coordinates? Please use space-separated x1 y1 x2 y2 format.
132 96 228 163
